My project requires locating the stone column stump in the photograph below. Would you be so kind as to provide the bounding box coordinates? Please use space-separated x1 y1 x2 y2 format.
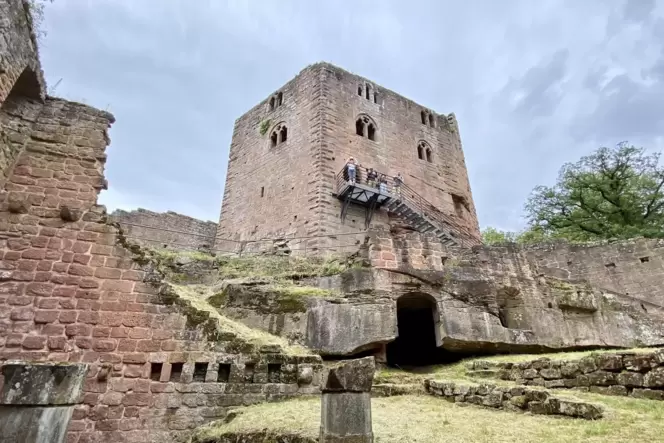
320 357 375 443
0 362 88 443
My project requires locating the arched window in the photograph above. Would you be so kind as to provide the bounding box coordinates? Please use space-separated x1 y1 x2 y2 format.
269 97 275 111
277 92 283 107
428 113 435 128
418 141 432 162
355 115 377 141
421 110 427 125
373 91 378 104
357 85 363 96
270 123 288 147
365 83 371 100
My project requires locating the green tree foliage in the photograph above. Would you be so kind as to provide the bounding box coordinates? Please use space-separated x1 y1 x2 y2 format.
481 226 553 245
525 142 664 241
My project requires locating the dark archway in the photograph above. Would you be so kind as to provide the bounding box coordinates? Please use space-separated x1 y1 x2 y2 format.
387 293 454 367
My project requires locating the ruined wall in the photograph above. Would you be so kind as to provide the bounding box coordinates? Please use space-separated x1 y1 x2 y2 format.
215 62 481 254
110 208 217 251
524 239 664 307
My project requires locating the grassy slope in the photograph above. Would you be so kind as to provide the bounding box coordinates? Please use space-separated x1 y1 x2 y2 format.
195 348 664 443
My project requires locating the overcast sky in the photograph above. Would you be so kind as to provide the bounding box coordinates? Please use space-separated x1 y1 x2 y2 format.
39 0 664 231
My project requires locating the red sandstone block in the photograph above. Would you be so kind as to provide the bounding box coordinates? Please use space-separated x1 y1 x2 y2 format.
123 365 146 379
69 264 94 277
72 254 91 265
91 244 113 256
72 242 92 254
61 251 73 263
7 295 33 306
101 301 124 312
136 340 160 352
122 313 152 328
131 283 157 295
72 406 89 420
12 271 35 281
53 286 76 298
67 420 86 432
380 252 396 261
89 256 106 267
66 324 92 337
75 290 101 300
100 354 122 364
121 270 144 281
34 271 52 282
128 328 150 340
53 262 70 273
99 312 124 327
101 391 123 406
78 311 100 324
152 329 172 340
36 260 53 271
7 238 30 251
117 339 138 352
75 337 93 349
82 393 101 406
95 267 122 279
59 299 77 310
17 260 38 271
123 406 140 417
93 326 111 338
10 308 34 321
22 335 47 350
79 278 100 289
45 250 63 261
42 324 65 335
77 300 101 311
4 333 23 347
111 327 128 338
27 282 54 297
110 378 135 393
3 251 21 261
93 339 117 352
48 336 67 350
102 280 134 293
161 341 176 351
34 310 59 323
122 354 147 365
47 237 63 250
21 248 46 260
77 232 98 242
133 379 150 393
122 392 150 406
39 227 57 237
125 303 144 313
60 311 78 324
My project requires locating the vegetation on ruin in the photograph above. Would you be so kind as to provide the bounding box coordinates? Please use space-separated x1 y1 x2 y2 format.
192 390 664 443
259 119 271 136
483 142 664 245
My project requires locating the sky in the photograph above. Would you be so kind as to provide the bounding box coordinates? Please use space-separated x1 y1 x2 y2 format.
39 0 664 231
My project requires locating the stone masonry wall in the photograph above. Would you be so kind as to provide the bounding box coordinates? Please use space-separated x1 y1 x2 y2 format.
216 62 481 254
0 63 321 443
471 349 664 401
524 239 664 307
110 208 217 251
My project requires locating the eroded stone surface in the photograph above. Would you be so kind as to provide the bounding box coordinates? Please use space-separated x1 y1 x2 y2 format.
322 357 375 393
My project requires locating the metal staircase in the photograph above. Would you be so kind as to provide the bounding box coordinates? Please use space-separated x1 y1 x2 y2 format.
334 165 476 247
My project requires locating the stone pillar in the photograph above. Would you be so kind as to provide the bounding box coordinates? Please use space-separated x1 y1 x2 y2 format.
320 357 375 443
0 362 88 443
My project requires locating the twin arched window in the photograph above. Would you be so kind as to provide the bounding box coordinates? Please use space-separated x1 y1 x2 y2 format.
420 110 435 128
269 92 284 111
355 115 377 141
357 83 379 104
417 141 433 163
270 123 288 147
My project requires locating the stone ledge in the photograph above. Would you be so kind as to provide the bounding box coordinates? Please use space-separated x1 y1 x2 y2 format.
424 379 603 420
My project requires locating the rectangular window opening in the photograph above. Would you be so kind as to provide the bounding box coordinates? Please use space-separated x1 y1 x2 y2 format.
193 362 208 382
244 363 255 383
268 364 282 383
605 262 616 269
150 363 163 381
170 363 184 382
217 364 231 383
640 256 650 263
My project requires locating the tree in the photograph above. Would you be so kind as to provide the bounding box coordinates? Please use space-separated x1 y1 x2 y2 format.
481 227 516 245
525 142 664 241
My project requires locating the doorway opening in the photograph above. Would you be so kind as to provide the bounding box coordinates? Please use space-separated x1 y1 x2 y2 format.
386 293 457 367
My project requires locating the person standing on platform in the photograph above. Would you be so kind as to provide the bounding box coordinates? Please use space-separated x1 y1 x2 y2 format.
346 157 357 185
393 172 403 199
366 168 377 188
379 174 388 193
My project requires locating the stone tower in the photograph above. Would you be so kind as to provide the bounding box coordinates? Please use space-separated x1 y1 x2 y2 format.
215 62 480 254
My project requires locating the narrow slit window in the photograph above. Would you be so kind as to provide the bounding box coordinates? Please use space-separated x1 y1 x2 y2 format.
373 91 378 104
365 83 370 100
357 85 362 96
426 148 432 163
277 92 283 107
269 97 275 111
428 113 435 127
193 362 208 382
170 363 183 382
356 119 365 136
260 187 264 197
421 110 427 125
417 145 423 160
280 126 288 143
367 123 376 141
270 131 278 147
150 363 163 381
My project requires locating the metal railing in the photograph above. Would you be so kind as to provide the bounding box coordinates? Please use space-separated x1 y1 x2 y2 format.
336 165 479 247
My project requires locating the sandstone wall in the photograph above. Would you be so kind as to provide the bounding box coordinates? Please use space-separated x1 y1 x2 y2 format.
524 239 664 306
110 208 217 251
0 79 320 442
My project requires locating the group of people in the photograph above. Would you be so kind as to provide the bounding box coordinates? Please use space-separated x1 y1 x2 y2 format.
345 157 403 197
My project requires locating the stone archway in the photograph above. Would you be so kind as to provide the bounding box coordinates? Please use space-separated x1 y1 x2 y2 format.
386 292 450 367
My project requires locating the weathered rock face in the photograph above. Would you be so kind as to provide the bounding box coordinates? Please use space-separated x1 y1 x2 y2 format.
0 363 88 443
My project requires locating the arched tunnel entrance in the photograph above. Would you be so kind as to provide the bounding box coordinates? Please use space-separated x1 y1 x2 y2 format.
386 293 458 367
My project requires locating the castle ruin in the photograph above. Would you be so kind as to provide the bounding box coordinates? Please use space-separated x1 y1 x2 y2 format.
0 1 663 442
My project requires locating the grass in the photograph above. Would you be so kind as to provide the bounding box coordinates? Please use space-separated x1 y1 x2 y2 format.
192 393 664 443
171 284 313 355
375 347 661 386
